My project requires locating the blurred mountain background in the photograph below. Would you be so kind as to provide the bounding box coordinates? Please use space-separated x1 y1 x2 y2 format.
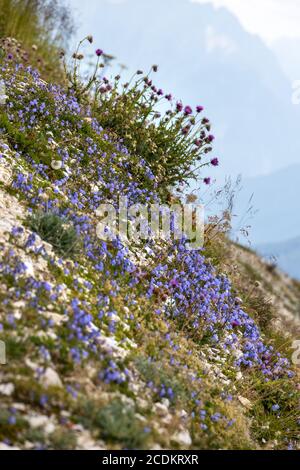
70 0 300 278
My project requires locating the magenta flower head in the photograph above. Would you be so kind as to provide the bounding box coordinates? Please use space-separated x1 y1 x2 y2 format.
211 158 219 167
182 126 190 135
96 49 103 57
196 105 204 113
165 93 172 101
204 177 211 185
176 101 183 112
207 134 215 143
184 105 193 115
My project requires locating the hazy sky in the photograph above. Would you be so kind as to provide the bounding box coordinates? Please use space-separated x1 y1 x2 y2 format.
194 0 300 44
70 0 300 46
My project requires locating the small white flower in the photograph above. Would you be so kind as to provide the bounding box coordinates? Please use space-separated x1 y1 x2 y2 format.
0 80 8 105
23 260 35 277
90 183 99 193
51 160 62 170
48 139 58 149
0 94 8 105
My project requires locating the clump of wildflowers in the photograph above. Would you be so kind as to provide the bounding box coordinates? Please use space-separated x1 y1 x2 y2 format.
61 39 217 196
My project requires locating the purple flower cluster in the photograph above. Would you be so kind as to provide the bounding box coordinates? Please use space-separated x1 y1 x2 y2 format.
146 244 293 380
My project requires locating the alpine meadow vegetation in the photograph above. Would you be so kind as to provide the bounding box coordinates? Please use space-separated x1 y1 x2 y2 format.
0 0 73 82
0 9 299 451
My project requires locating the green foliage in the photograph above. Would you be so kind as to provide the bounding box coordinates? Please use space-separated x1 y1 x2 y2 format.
0 0 73 81
23 427 47 446
75 399 149 449
94 80 213 193
0 408 28 441
0 0 70 43
0 111 53 165
134 356 189 404
4 336 27 360
28 211 80 257
250 377 300 448
98 399 148 448
49 428 77 450
244 289 275 332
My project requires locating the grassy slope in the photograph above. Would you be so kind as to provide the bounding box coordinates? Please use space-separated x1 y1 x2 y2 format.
0 0 73 83
0 57 299 451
